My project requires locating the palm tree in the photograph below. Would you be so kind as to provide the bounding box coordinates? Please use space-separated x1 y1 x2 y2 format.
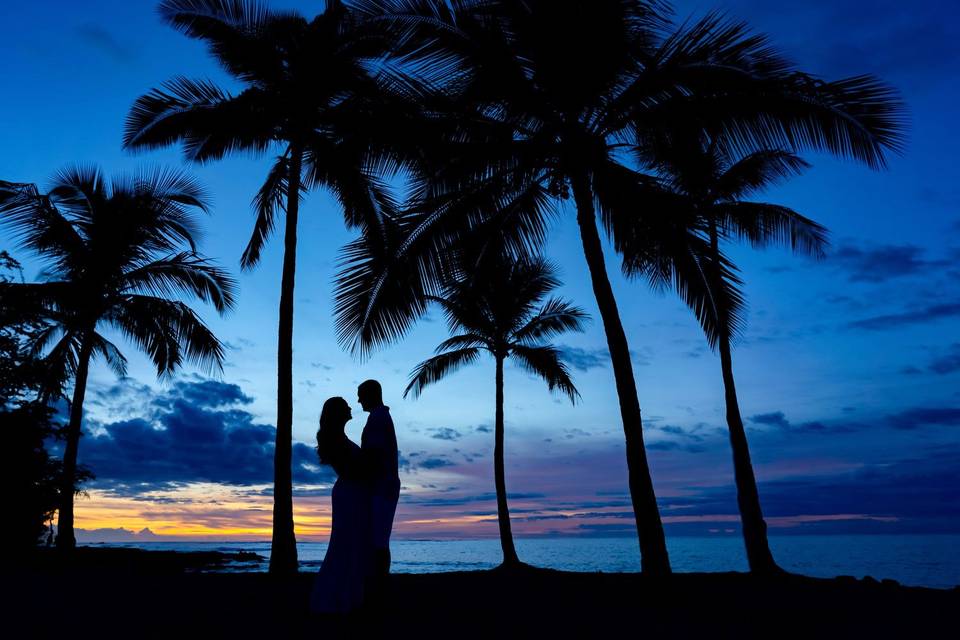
621 133 828 573
335 1 904 574
404 255 585 567
123 0 410 573
0 166 235 550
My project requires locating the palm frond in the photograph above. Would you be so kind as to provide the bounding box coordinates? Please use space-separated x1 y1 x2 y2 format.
121 252 237 313
512 297 589 345
334 210 440 357
711 73 907 170
434 332 488 352
24 322 65 360
47 164 107 217
425 292 494 337
160 0 271 32
624 13 906 169
135 165 211 212
88 332 129 378
37 331 81 398
158 0 284 79
714 149 810 200
121 166 210 253
106 295 226 378
0 181 86 273
509 344 580 404
124 78 275 162
667 235 747 348
241 154 293 269
591 159 693 252
715 201 828 259
403 346 481 398
0 282 72 323
305 144 401 231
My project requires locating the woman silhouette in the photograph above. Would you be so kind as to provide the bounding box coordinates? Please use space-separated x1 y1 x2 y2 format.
309 397 372 614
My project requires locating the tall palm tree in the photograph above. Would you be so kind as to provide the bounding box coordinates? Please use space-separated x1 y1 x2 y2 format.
123 0 410 573
0 166 235 550
621 133 827 573
335 1 905 574
404 255 585 567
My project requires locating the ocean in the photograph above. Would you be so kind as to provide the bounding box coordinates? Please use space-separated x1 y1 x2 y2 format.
86 534 960 589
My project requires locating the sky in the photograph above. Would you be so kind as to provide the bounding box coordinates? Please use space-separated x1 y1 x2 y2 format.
1 1 958 544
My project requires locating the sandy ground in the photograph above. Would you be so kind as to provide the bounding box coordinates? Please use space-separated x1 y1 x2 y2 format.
6 548 958 638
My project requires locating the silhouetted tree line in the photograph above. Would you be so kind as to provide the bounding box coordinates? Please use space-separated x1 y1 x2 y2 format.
0 0 905 576
0 250 91 553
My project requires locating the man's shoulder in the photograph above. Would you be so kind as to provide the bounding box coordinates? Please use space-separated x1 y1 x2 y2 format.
368 406 393 424
362 406 394 440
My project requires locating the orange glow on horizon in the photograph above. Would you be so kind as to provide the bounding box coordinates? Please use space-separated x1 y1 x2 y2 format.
67 482 899 541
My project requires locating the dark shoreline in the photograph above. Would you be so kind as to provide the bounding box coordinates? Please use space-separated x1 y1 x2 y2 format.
8 547 958 638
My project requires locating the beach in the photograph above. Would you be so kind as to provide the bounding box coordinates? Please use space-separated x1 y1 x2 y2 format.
7 548 958 638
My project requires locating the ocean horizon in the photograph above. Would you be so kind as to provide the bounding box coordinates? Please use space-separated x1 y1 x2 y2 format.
80 534 960 590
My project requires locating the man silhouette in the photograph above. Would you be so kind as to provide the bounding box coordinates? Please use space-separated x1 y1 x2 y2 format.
358 379 400 608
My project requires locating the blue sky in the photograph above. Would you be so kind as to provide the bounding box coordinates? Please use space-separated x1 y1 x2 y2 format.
1 1 958 540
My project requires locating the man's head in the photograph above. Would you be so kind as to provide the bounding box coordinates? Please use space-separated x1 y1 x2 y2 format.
358 379 383 412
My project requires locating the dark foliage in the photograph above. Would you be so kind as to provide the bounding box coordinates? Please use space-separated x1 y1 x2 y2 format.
0 170 234 549
0 251 89 552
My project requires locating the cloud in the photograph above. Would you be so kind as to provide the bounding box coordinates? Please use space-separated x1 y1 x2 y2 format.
647 439 705 453
79 379 332 495
88 377 154 409
648 424 709 452
847 302 960 331
651 445 960 534
556 345 651 371
168 379 253 409
928 343 960 374
74 527 160 543
886 408 960 430
399 451 457 472
749 412 838 433
419 457 456 470
748 406 960 435
402 492 546 508
557 346 609 372
75 25 134 63
828 243 950 283
750 412 790 428
223 338 256 355
429 427 462 441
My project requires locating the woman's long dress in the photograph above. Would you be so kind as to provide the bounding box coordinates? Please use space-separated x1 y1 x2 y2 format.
309 439 371 614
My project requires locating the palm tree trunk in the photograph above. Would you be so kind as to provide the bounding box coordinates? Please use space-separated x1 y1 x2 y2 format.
269 146 303 575
494 355 520 566
56 332 94 550
718 335 779 574
708 223 780 575
570 173 670 575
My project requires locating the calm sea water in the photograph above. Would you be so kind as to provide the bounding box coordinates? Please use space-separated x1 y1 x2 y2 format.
91 535 960 589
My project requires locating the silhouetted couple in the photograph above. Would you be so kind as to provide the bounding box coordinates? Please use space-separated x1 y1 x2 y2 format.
310 380 401 614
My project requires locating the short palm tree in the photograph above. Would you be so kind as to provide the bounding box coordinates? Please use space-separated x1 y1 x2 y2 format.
404 255 585 567
0 166 235 549
622 132 826 573
123 0 409 573
337 0 905 574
